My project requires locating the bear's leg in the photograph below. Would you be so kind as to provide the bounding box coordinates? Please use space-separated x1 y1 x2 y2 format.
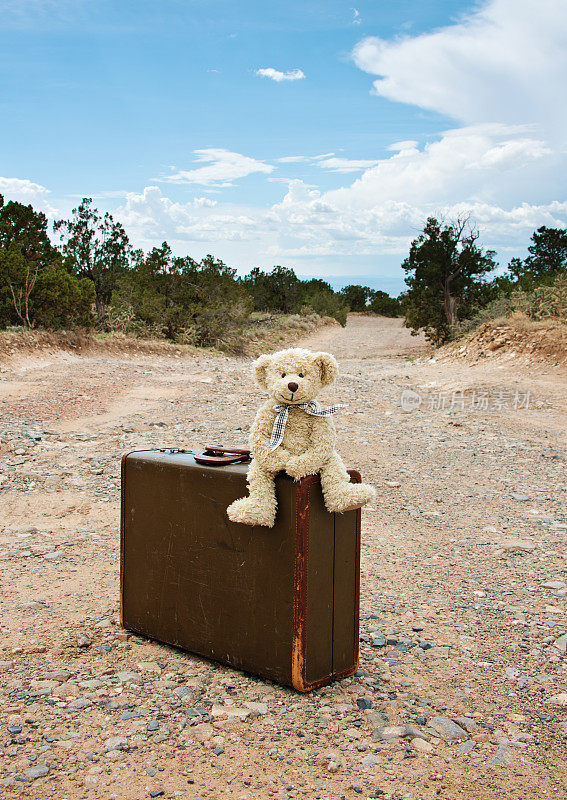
226 460 277 528
320 452 376 514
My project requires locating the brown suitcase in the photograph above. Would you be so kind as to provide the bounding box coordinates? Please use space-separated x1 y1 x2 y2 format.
120 447 361 691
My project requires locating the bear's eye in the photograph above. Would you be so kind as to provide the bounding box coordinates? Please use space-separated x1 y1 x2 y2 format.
281 372 286 378
299 373 304 378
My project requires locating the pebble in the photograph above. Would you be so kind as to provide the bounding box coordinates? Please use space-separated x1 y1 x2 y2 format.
542 580 567 590
488 744 512 767
24 764 49 780
548 693 567 707
69 698 91 710
427 717 468 741
173 685 193 699
104 736 128 752
211 705 251 720
356 698 372 710
411 738 434 753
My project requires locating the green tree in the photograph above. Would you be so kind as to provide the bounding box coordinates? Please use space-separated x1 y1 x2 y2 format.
0 195 58 327
402 217 497 345
32 264 96 328
508 226 567 289
242 266 301 313
301 278 348 326
54 198 131 325
368 290 401 317
339 284 373 311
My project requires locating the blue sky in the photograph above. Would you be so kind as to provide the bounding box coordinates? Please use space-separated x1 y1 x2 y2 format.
1 0 566 293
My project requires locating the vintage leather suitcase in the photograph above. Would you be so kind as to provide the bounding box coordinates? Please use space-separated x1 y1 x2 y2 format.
120 447 361 691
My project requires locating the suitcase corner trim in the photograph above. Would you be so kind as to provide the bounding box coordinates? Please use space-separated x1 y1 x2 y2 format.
291 471 361 692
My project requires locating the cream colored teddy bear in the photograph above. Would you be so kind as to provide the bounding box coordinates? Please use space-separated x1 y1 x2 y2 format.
227 347 376 528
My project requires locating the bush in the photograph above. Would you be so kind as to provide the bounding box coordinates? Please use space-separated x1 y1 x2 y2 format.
32 266 95 329
456 272 567 334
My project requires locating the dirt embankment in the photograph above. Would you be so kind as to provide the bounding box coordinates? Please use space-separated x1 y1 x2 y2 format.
0 314 338 364
439 316 567 368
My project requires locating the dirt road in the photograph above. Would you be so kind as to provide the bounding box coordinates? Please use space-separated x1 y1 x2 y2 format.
1 315 566 800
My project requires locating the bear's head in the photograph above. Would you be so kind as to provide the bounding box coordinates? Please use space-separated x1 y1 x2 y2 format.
253 348 338 405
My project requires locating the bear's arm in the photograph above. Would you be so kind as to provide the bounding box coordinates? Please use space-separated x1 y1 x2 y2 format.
285 415 336 479
249 400 291 467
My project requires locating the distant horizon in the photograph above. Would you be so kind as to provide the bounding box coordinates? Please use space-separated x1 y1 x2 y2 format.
1 0 565 290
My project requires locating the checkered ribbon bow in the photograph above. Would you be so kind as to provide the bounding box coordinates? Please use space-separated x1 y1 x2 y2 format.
270 401 346 452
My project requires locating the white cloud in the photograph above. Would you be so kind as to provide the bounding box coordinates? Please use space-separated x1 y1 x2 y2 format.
193 197 217 208
352 0 567 141
158 148 274 187
113 121 567 263
277 156 310 163
0 176 56 214
316 157 380 173
256 68 306 82
0 176 50 201
387 140 418 152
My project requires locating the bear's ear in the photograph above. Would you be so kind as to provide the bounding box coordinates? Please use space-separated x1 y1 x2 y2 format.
314 351 338 387
253 354 272 390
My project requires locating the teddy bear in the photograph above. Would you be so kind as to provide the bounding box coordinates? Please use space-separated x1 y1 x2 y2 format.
226 347 376 528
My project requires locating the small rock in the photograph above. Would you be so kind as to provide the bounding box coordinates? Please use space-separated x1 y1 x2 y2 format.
488 744 512 766
41 669 72 682
173 686 193 699
511 493 530 501
552 634 567 653
361 754 380 767
549 693 567 707
7 725 22 734
244 701 268 715
69 698 91 710
356 698 372 710
327 761 340 773
454 716 478 734
212 747 224 756
372 725 406 741
76 632 92 648
211 705 250 720
427 716 468 741
542 581 567 590
192 723 213 742
458 740 476 754
24 764 49 780
499 540 536 553
43 551 64 561
104 736 128 752
411 738 434 753
117 671 143 684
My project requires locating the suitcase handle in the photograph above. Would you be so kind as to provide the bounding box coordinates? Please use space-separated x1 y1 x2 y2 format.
194 445 251 466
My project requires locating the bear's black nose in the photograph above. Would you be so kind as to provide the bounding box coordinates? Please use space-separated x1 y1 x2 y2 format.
287 381 299 392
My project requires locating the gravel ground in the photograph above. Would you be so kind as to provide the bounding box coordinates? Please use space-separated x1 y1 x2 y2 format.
0 315 566 800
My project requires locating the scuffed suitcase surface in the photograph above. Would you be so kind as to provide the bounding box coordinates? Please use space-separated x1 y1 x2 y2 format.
121 450 360 690
121 452 296 685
